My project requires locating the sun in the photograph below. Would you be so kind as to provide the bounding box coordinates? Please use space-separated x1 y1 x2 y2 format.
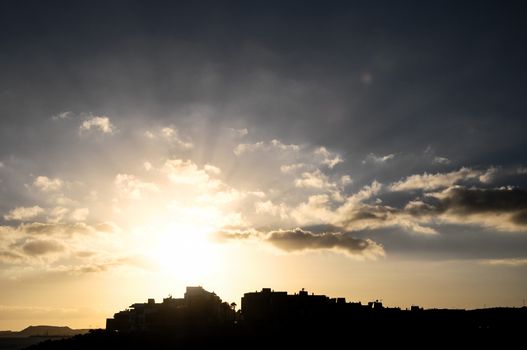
147 220 221 283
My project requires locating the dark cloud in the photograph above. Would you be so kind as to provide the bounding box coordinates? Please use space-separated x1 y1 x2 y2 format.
17 222 108 236
22 239 64 256
0 250 24 263
436 187 527 215
512 210 527 225
214 230 254 242
403 187 527 230
1 1 526 172
337 186 527 233
267 228 384 256
63 255 156 275
215 227 384 258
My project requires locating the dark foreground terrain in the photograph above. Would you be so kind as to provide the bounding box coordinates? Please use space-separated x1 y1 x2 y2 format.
24 307 527 349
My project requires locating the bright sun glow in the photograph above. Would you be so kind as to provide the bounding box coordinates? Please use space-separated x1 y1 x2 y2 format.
141 212 223 284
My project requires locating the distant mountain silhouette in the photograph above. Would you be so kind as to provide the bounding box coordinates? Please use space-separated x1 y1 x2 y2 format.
19 326 89 337
0 326 89 338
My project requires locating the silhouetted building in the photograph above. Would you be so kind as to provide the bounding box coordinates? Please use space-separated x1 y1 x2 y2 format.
106 286 527 339
241 288 350 323
106 286 234 332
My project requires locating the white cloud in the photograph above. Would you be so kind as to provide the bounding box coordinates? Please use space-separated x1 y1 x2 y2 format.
294 169 335 189
70 208 89 221
362 153 395 164
48 206 69 223
479 166 498 184
204 164 221 175
227 127 248 136
161 127 175 138
162 159 211 186
114 174 159 199
143 161 153 171
280 163 305 173
314 147 343 168
389 167 484 191
255 200 289 219
249 191 266 198
234 139 300 156
155 126 194 149
291 194 337 225
433 156 451 165
79 116 115 134
338 181 382 211
51 111 73 121
482 258 527 267
4 206 44 221
340 175 353 186
33 176 63 192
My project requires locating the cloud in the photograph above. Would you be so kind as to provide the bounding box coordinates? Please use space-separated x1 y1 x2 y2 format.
428 186 527 214
433 156 451 165
389 167 485 191
33 176 63 192
216 227 384 259
362 153 395 164
280 163 305 173
10 221 114 236
51 111 73 121
4 206 44 221
160 126 194 149
22 239 64 256
291 194 337 225
479 166 498 184
48 206 69 223
0 250 24 263
340 175 353 186
294 169 336 189
338 204 437 235
341 181 382 206
204 164 221 175
482 258 527 267
314 147 343 168
79 116 115 134
227 127 248 137
234 139 300 156
267 228 384 258
143 161 153 171
70 208 89 221
114 174 159 199
406 186 527 232
255 200 289 219
162 159 212 185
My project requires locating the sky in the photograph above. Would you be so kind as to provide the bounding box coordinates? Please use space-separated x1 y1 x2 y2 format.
1 0 527 330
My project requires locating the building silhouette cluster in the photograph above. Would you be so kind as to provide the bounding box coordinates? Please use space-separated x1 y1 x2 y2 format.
100 285 527 348
25 286 527 349
241 287 385 324
106 286 234 332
